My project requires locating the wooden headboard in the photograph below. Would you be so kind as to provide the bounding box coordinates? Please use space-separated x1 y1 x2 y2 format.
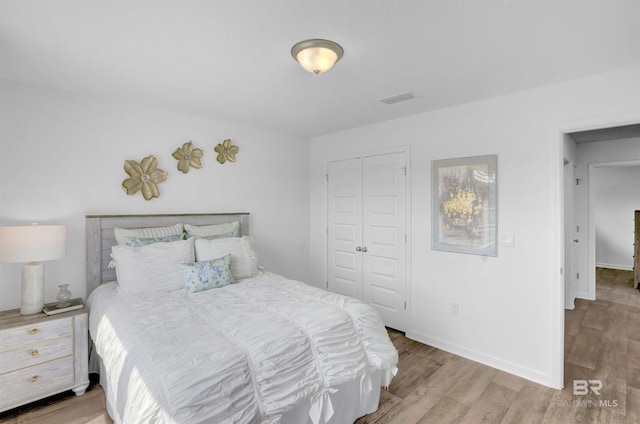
86 213 249 294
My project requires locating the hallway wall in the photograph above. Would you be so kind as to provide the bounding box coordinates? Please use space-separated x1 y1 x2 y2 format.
592 164 640 270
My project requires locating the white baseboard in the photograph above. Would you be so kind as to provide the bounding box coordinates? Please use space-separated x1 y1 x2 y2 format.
596 263 633 271
576 290 595 301
576 291 596 300
404 329 559 389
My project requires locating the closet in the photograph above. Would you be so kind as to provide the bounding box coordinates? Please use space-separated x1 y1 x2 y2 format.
327 151 408 330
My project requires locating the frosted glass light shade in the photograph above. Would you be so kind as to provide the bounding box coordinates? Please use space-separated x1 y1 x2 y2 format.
0 225 66 263
291 39 343 75
295 47 338 74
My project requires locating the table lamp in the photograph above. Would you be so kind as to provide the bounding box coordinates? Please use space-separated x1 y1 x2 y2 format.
0 224 66 315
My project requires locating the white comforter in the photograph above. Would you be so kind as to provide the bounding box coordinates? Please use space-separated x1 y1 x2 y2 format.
88 272 398 424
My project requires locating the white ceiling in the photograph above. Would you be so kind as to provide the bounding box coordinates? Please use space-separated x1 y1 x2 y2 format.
2 1 640 138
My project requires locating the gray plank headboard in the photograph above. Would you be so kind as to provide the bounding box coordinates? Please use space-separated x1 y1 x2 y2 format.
86 213 249 294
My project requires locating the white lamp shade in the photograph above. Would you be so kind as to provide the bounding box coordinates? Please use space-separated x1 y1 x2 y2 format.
0 225 66 263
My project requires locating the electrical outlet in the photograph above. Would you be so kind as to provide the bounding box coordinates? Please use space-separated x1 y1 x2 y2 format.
450 302 459 316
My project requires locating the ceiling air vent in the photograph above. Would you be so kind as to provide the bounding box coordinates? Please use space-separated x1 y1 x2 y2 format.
378 92 417 105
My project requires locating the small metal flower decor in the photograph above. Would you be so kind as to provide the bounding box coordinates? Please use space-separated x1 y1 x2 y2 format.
214 139 239 164
121 155 168 201
172 141 204 173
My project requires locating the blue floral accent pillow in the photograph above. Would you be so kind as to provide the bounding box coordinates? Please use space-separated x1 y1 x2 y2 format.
180 254 235 293
124 234 183 247
200 231 237 240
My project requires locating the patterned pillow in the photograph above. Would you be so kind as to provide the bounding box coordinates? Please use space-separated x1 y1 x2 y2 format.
184 221 239 238
124 234 183 247
200 231 236 240
180 254 235 293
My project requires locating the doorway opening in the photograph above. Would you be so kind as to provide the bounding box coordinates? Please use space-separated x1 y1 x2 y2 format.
560 122 640 389
566 125 640 305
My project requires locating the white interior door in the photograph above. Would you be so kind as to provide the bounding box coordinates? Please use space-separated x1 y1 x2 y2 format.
564 160 579 309
327 158 363 299
327 152 408 330
362 153 407 330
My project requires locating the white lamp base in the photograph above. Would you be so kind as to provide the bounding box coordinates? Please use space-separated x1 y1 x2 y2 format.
21 262 44 315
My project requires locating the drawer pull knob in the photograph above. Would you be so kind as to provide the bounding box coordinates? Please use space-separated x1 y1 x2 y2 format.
29 375 41 383
30 349 39 357
28 329 40 335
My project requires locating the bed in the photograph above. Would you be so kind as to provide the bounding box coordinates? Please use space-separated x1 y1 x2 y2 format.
86 213 398 424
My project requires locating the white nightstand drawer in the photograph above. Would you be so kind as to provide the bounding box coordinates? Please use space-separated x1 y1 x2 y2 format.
0 317 72 351
0 356 74 410
0 336 73 375
0 308 88 413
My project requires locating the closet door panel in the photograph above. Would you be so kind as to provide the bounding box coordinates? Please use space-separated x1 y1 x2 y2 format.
362 152 407 330
327 159 363 299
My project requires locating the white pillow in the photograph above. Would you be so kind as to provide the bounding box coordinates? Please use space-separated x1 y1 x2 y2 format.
111 238 195 294
114 223 184 245
194 236 258 279
184 221 240 238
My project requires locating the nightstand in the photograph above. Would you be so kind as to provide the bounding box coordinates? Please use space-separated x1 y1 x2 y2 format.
0 306 89 412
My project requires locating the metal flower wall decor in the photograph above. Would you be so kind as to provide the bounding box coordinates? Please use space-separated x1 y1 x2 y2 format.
172 141 204 173
122 155 168 201
214 139 239 164
120 137 239 201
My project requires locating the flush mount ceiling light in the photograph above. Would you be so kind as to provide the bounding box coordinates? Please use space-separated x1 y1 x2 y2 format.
291 39 344 75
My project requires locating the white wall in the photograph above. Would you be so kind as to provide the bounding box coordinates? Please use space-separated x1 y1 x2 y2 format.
564 135 577 163
592 164 640 270
309 65 640 388
0 80 311 311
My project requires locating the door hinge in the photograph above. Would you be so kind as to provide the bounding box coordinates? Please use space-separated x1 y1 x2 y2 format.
576 225 580 233
576 272 580 279
576 178 581 186
404 300 407 310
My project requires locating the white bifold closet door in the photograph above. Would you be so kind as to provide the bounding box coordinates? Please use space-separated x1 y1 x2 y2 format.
327 152 408 331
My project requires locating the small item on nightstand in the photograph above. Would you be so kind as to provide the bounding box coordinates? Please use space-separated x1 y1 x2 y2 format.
42 297 84 315
56 284 72 302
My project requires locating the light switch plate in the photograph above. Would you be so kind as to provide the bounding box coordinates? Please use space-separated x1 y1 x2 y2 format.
500 232 516 248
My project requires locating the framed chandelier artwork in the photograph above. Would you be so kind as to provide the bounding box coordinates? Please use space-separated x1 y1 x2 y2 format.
431 154 497 256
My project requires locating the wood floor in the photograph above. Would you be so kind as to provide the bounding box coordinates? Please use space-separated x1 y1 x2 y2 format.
2 268 638 424
358 267 640 424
